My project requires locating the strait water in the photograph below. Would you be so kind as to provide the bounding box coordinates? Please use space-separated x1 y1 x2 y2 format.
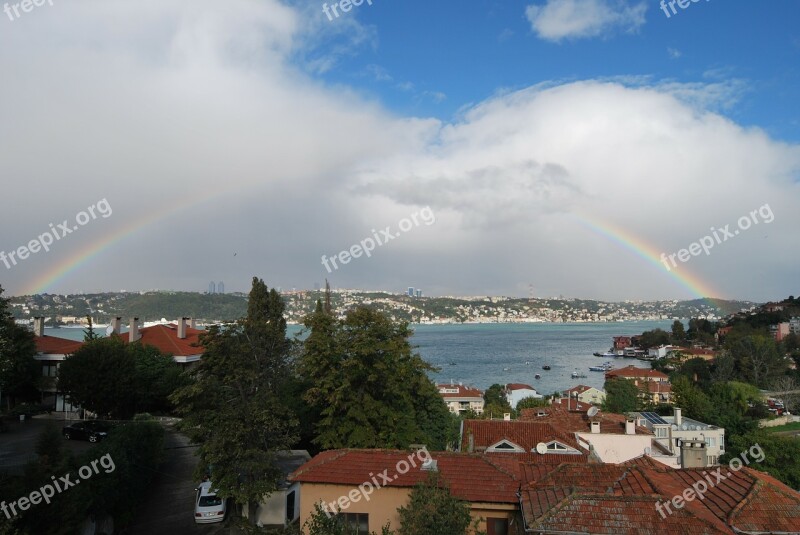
45 320 672 395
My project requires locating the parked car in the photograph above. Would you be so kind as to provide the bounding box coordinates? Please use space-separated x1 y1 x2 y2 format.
194 480 226 524
62 421 111 442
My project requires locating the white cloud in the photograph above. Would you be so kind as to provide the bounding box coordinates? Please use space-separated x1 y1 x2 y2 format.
526 0 647 42
1 1 798 301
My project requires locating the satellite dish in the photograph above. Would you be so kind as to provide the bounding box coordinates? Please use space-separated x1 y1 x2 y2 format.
587 407 599 418
681 424 688 431
535 442 548 455
105 325 113 336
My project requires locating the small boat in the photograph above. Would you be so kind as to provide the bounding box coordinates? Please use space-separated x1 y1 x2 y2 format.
542 365 551 370
571 369 587 379
589 362 614 372
602 351 617 358
503 367 510 371
525 361 531 365
448 361 457 366
593 352 603 357
534 374 541 379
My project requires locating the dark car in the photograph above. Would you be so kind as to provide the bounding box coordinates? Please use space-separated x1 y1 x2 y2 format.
62 421 111 442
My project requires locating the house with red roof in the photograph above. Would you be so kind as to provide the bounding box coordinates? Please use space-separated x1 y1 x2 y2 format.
606 365 673 405
289 449 521 535
437 382 485 415
518 456 800 534
561 384 605 406
32 316 206 412
505 383 542 410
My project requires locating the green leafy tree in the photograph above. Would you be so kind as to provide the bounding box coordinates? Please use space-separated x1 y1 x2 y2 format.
58 336 136 418
0 285 39 409
672 357 712 389
638 329 671 350
301 306 450 450
722 429 800 490
83 315 99 342
670 376 712 422
671 320 686 344
397 472 480 535
171 277 299 511
516 396 550 410
602 379 640 413
728 336 786 387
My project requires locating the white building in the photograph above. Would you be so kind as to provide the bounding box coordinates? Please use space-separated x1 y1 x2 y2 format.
437 383 485 415
633 408 725 466
505 383 542 409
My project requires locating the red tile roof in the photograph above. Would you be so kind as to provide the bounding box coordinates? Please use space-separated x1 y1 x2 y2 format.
118 323 205 356
606 365 669 380
35 335 84 355
437 384 483 398
506 383 535 391
646 382 672 394
519 405 652 436
519 460 800 534
551 397 594 412
289 449 519 504
461 420 589 459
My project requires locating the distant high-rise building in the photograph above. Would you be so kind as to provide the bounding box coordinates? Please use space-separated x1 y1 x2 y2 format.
407 287 414 297
208 281 216 294
218 281 225 294
416 289 422 298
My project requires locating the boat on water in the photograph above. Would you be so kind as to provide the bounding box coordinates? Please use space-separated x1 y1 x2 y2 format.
602 351 618 358
592 352 603 357
503 367 510 371
534 373 541 379
542 365 551 370
448 361 457 366
589 362 614 372
571 369 588 378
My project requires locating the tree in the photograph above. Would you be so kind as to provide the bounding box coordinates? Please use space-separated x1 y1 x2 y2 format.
770 376 799 413
671 320 686 344
516 396 549 410
301 306 451 450
672 357 712 389
670 376 712 422
638 329 671 350
171 277 299 511
722 429 800 490
728 336 785 387
0 285 39 410
58 336 137 418
602 379 640 413
397 472 478 535
83 315 99 342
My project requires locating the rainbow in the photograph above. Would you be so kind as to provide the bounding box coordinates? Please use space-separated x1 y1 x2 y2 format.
22 190 217 296
573 213 723 301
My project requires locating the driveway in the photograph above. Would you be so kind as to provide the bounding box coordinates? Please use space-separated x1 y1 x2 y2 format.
121 427 237 534
0 417 94 473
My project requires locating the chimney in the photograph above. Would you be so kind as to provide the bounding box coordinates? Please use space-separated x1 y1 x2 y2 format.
680 440 707 468
111 317 121 335
625 418 635 435
129 318 140 342
674 407 682 426
591 421 601 434
188 318 197 329
177 317 188 339
503 413 511 421
33 317 45 337
468 434 474 453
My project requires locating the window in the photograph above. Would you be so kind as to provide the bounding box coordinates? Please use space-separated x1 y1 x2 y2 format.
42 363 58 377
487 518 509 535
286 491 296 523
705 437 716 448
545 441 580 454
655 427 668 438
494 441 515 450
339 513 368 535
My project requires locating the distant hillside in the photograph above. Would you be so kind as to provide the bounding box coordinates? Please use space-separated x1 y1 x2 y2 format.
8 290 758 325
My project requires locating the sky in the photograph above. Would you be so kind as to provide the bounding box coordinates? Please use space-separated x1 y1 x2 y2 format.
1 0 799 302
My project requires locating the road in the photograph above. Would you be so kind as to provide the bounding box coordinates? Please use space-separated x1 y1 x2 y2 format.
121 426 237 534
0 417 94 473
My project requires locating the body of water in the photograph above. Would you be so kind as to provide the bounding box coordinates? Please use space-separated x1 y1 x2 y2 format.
45 320 672 395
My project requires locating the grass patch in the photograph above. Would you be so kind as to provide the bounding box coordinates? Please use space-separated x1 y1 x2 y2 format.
766 421 800 433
